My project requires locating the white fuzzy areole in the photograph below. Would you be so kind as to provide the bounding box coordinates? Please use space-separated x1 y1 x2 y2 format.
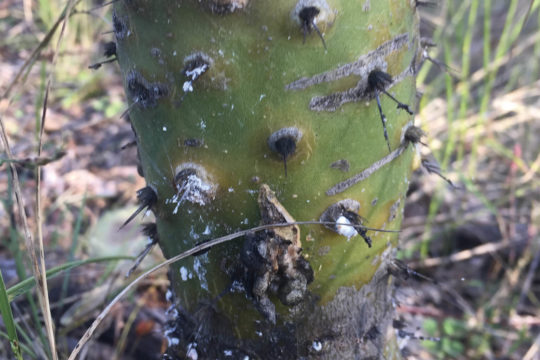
169 163 218 213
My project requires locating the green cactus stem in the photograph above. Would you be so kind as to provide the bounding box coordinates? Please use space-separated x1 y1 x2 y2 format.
113 0 421 357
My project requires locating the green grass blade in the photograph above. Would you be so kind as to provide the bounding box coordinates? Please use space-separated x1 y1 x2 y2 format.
483 0 492 70
470 0 520 173
0 269 23 360
456 0 479 161
0 331 36 359
7 256 133 302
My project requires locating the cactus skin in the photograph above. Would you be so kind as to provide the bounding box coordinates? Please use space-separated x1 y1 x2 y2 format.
114 0 419 357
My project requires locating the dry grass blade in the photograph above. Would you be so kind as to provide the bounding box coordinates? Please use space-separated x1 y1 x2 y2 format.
523 333 540 360
68 220 399 359
0 150 67 167
0 114 47 358
33 85 58 360
408 237 527 269
28 0 80 357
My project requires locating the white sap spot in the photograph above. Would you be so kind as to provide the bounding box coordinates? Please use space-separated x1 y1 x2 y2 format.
336 216 358 240
202 225 211 235
171 173 214 214
173 50 177 56
306 200 310 203
167 307 178 318
199 120 206 130
312 341 323 352
163 126 167 132
187 343 198 360
182 63 208 94
183 81 193 92
231 104 234 110
218 49 224 57
259 94 266 102
255 331 263 337
180 266 189 281
189 226 200 240
230 280 245 293
186 64 208 80
165 304 176 315
224 350 233 356
193 257 208 291
228 187 234 192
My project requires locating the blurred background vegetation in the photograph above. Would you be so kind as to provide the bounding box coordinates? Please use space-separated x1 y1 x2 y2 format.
0 0 539 359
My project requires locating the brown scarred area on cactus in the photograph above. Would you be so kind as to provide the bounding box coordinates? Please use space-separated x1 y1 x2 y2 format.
241 184 314 323
162 253 395 359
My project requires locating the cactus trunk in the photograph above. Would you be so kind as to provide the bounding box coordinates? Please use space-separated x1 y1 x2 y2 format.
114 0 420 358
